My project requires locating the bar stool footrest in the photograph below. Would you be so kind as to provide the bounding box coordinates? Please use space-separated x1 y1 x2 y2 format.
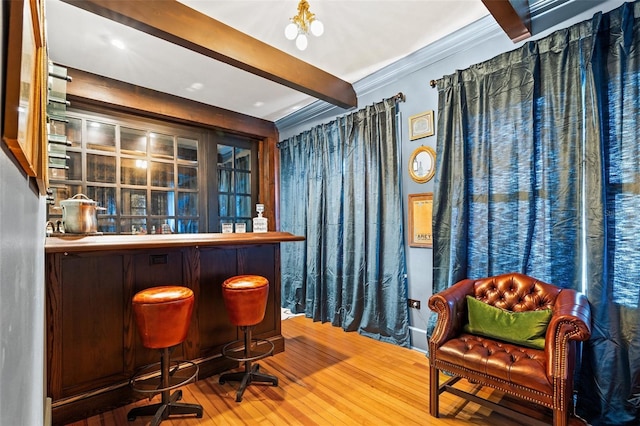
221 338 274 363
130 360 199 395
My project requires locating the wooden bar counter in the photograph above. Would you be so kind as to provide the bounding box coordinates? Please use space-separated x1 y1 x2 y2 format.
45 232 304 425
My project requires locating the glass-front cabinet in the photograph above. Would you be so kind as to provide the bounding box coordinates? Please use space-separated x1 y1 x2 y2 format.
217 144 253 232
47 106 259 234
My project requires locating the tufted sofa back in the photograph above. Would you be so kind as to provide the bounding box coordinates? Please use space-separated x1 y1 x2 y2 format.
472 273 561 312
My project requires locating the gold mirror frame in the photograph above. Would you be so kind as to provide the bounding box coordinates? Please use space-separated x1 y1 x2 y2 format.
408 145 436 183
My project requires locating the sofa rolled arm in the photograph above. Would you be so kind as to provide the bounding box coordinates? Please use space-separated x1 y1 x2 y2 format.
545 289 591 378
428 278 476 347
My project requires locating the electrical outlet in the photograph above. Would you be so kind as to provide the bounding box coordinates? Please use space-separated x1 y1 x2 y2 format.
408 299 421 309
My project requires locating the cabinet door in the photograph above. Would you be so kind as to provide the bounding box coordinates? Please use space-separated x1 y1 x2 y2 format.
59 253 125 397
198 247 238 354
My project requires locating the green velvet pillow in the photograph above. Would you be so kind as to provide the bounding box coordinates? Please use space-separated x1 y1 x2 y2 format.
464 295 552 350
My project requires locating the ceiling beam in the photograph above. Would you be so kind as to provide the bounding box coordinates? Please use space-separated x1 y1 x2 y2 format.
481 0 531 43
61 0 357 110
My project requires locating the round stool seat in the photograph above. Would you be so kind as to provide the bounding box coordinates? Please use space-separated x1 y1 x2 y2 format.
132 286 194 349
222 275 269 326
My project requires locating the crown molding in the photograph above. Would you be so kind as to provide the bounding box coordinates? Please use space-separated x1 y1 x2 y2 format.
276 0 620 133
276 14 502 131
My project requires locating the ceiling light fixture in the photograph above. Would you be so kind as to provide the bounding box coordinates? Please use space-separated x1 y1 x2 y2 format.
284 0 324 51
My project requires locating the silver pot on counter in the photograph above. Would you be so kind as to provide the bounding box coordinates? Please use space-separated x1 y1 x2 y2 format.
60 194 105 234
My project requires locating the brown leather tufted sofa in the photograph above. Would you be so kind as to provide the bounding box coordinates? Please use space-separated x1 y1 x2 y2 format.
428 272 591 426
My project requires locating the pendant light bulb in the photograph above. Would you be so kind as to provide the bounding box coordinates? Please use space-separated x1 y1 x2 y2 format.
310 19 324 37
284 22 298 40
296 34 308 51
285 0 323 49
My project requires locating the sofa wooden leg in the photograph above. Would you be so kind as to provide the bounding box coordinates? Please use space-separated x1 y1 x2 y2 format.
429 365 439 417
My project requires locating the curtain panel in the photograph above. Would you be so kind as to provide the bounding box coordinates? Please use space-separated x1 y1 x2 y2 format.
279 98 409 347
433 29 591 290
433 1 640 424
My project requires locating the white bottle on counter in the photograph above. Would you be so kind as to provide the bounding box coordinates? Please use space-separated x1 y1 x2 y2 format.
252 204 268 233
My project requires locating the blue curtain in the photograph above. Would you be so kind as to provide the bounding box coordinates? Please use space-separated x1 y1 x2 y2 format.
278 98 409 347
433 1 640 424
578 2 640 424
433 30 589 289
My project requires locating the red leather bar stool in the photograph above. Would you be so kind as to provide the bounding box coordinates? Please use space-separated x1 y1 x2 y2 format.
219 275 278 402
128 286 203 425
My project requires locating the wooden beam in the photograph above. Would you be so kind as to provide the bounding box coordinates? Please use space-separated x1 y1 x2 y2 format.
482 0 531 43
65 67 277 138
61 0 357 110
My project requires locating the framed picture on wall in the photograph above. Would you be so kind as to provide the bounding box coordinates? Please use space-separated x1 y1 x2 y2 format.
408 110 434 140
3 0 45 181
408 193 433 248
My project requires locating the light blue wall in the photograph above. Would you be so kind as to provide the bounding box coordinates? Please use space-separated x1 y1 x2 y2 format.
277 0 627 352
0 3 47 424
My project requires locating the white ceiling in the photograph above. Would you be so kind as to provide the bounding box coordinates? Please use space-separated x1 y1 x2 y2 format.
45 0 491 122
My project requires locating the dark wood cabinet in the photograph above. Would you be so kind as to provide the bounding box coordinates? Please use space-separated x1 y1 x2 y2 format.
45 232 302 425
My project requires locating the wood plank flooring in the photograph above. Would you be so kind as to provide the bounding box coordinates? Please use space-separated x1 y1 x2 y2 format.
66 315 531 425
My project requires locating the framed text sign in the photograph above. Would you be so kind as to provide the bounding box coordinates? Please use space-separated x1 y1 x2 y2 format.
408 193 433 248
408 110 434 140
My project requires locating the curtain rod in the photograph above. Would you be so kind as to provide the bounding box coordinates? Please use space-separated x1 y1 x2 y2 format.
392 92 406 102
430 80 437 88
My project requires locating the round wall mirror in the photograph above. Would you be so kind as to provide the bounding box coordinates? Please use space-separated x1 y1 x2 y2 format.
408 146 436 183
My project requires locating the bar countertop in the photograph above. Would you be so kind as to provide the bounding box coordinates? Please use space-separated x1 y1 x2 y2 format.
44 231 305 253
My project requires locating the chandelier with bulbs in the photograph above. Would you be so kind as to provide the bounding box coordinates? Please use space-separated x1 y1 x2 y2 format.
284 0 324 51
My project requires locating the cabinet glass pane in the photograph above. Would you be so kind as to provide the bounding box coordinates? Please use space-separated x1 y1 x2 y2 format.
178 166 197 189
236 195 251 218
236 171 250 194
88 154 116 183
121 127 147 155
150 133 174 159
177 219 198 234
86 186 116 215
218 169 231 192
121 158 147 185
87 121 116 151
67 151 82 181
177 137 197 162
235 147 251 170
98 217 117 234
218 145 233 168
149 219 175 234
68 117 82 147
218 194 229 216
120 218 147 234
151 190 175 216
177 192 198 216
121 189 147 215
151 162 174 187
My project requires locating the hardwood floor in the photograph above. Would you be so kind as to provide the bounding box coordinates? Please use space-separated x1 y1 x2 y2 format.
67 315 531 425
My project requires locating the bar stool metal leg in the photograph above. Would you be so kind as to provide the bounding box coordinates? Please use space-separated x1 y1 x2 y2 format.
127 348 203 425
219 326 278 402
